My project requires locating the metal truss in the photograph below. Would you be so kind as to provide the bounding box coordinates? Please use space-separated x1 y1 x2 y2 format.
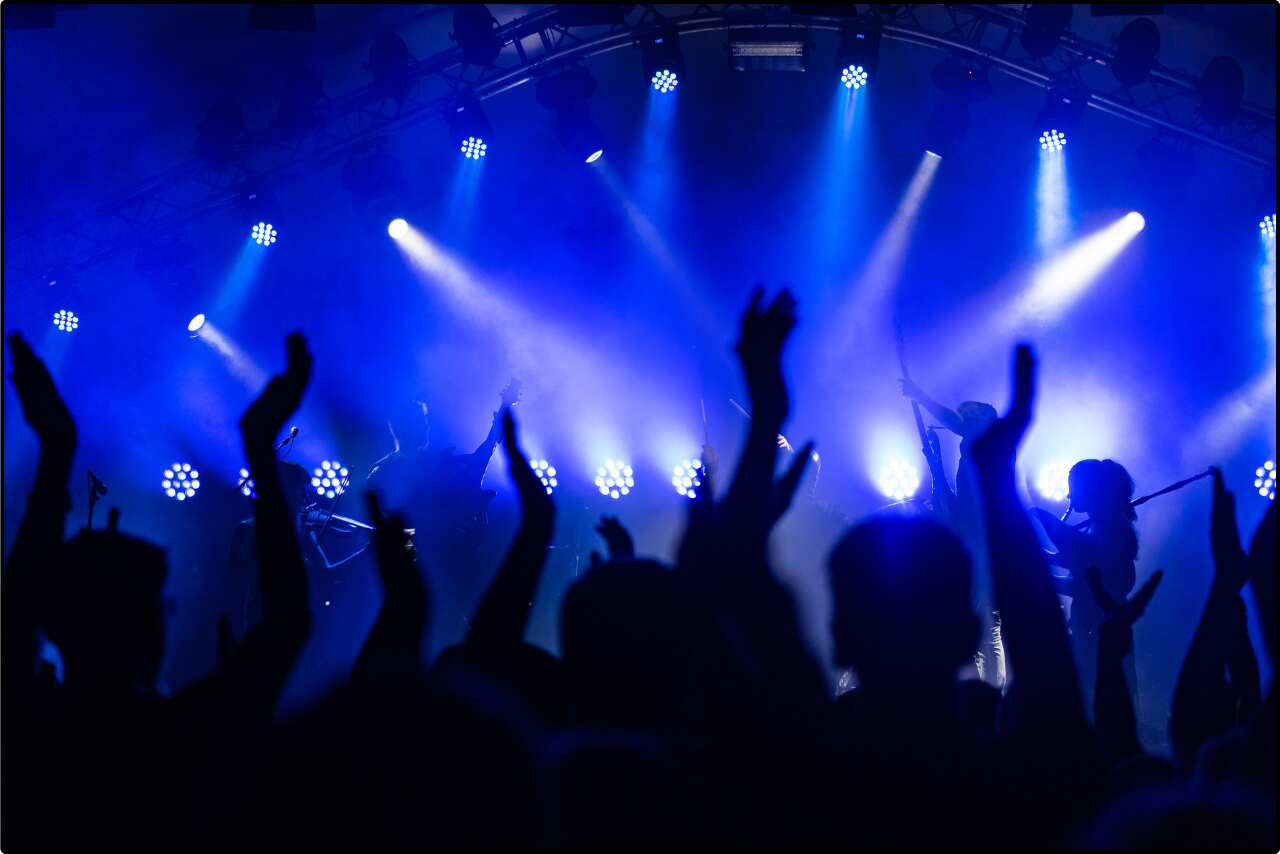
9 4 1274 285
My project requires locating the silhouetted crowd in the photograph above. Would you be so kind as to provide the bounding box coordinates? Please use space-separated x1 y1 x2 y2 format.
2 289 1275 849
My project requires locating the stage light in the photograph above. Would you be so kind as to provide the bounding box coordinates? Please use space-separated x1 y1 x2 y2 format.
1035 86 1086 152
162 463 201 502
730 35 809 72
1111 18 1159 86
312 460 350 500
835 21 880 89
641 28 684 93
1256 461 1276 501
1036 461 1072 502
238 467 256 499
452 5 501 66
877 457 921 501
460 136 488 159
251 221 278 246
537 67 607 164
531 459 558 495
1020 5 1071 59
585 149 604 164
1261 214 1276 239
595 459 634 500
387 218 409 239
671 459 704 500
651 68 678 93
53 309 79 332
187 313 207 333
450 96 493 160
1039 129 1066 151
1126 211 1146 230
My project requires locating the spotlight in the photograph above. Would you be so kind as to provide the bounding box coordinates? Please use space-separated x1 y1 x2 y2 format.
366 32 414 101
1039 129 1067 152
1262 214 1276 239
1111 18 1159 87
1035 86 1086 151
671 459 705 500
238 467 256 499
585 148 604 164
537 67 607 164
834 21 880 89
1125 211 1146 230
450 96 493 159
162 463 201 502
53 309 79 332
595 459 634 500
460 136 488 159
1020 5 1071 59
312 460 350 500
187 313 207 333
729 35 809 72
1036 461 1072 502
1256 460 1276 501
251 221 278 246
878 457 921 501
531 459 558 495
1198 57 1244 126
452 5 501 66
641 28 684 93
387 218 409 239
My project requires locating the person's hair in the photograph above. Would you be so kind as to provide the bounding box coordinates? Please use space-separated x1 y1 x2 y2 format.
956 401 997 436
827 516 977 685
1070 459 1136 521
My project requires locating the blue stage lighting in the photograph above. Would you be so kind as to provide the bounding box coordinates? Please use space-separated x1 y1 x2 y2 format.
585 149 604 164
877 457 920 501
671 459 704 500
531 459 558 495
840 64 868 90
187 313 207 333
238 467 256 499
461 135 488 159
651 68 678 93
1126 211 1146 230
1256 460 1276 500
387 218 409 239
53 309 79 332
251 221 278 246
1262 214 1276 238
162 463 201 501
595 459 634 500
1036 461 1072 502
1039 129 1067 151
312 460 350 500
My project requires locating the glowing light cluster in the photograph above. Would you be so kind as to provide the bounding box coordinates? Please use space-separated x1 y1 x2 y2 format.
877 457 920 501
461 136 488 159
531 459 558 495
387 218 409 239
596 459 634 500
238 467 256 499
651 68 678 93
1039 129 1067 151
1262 214 1276 239
162 463 200 501
1256 460 1276 501
840 64 868 90
1037 461 1072 502
251 222 278 246
672 459 704 500
312 460 350 500
53 309 79 332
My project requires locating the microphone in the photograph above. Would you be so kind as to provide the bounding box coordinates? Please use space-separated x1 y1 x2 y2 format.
274 425 299 452
88 470 108 497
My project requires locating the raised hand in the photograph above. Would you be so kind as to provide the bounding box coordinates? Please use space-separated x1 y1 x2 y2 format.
367 492 423 607
734 287 797 426
1089 567 1163 660
970 344 1034 469
899 377 924 402
501 408 554 523
1209 467 1249 592
8 333 76 450
353 491 427 678
595 515 635 561
240 332 312 455
767 440 814 526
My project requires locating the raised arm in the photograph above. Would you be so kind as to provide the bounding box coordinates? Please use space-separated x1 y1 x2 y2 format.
970 345 1089 743
352 492 428 680
900 377 965 437
464 409 556 653
1089 567 1163 765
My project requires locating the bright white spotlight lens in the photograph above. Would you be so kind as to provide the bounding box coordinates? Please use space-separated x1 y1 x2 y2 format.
1036 461 1072 502
596 459 633 500
187 313 207 333
1262 215 1277 238
1126 211 1146 230
531 459 558 495
461 136 488 159
163 463 200 501
239 467 256 499
251 222 278 246
877 457 921 501
840 64 868 90
672 459 705 500
1039 129 1067 151
651 68 678 93
1257 460 1276 500
313 460 350 500
387 218 409 239
53 309 79 332
585 149 604 164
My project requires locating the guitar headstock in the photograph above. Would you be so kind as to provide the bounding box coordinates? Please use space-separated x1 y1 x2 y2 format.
499 378 522 410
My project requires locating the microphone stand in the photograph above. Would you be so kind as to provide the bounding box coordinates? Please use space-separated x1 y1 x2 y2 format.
87 471 108 530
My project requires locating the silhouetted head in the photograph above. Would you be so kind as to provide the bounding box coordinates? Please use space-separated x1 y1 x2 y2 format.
956 401 998 438
827 517 978 688
1085 782 1274 848
388 399 429 451
1069 459 1135 520
279 461 312 511
42 530 169 692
